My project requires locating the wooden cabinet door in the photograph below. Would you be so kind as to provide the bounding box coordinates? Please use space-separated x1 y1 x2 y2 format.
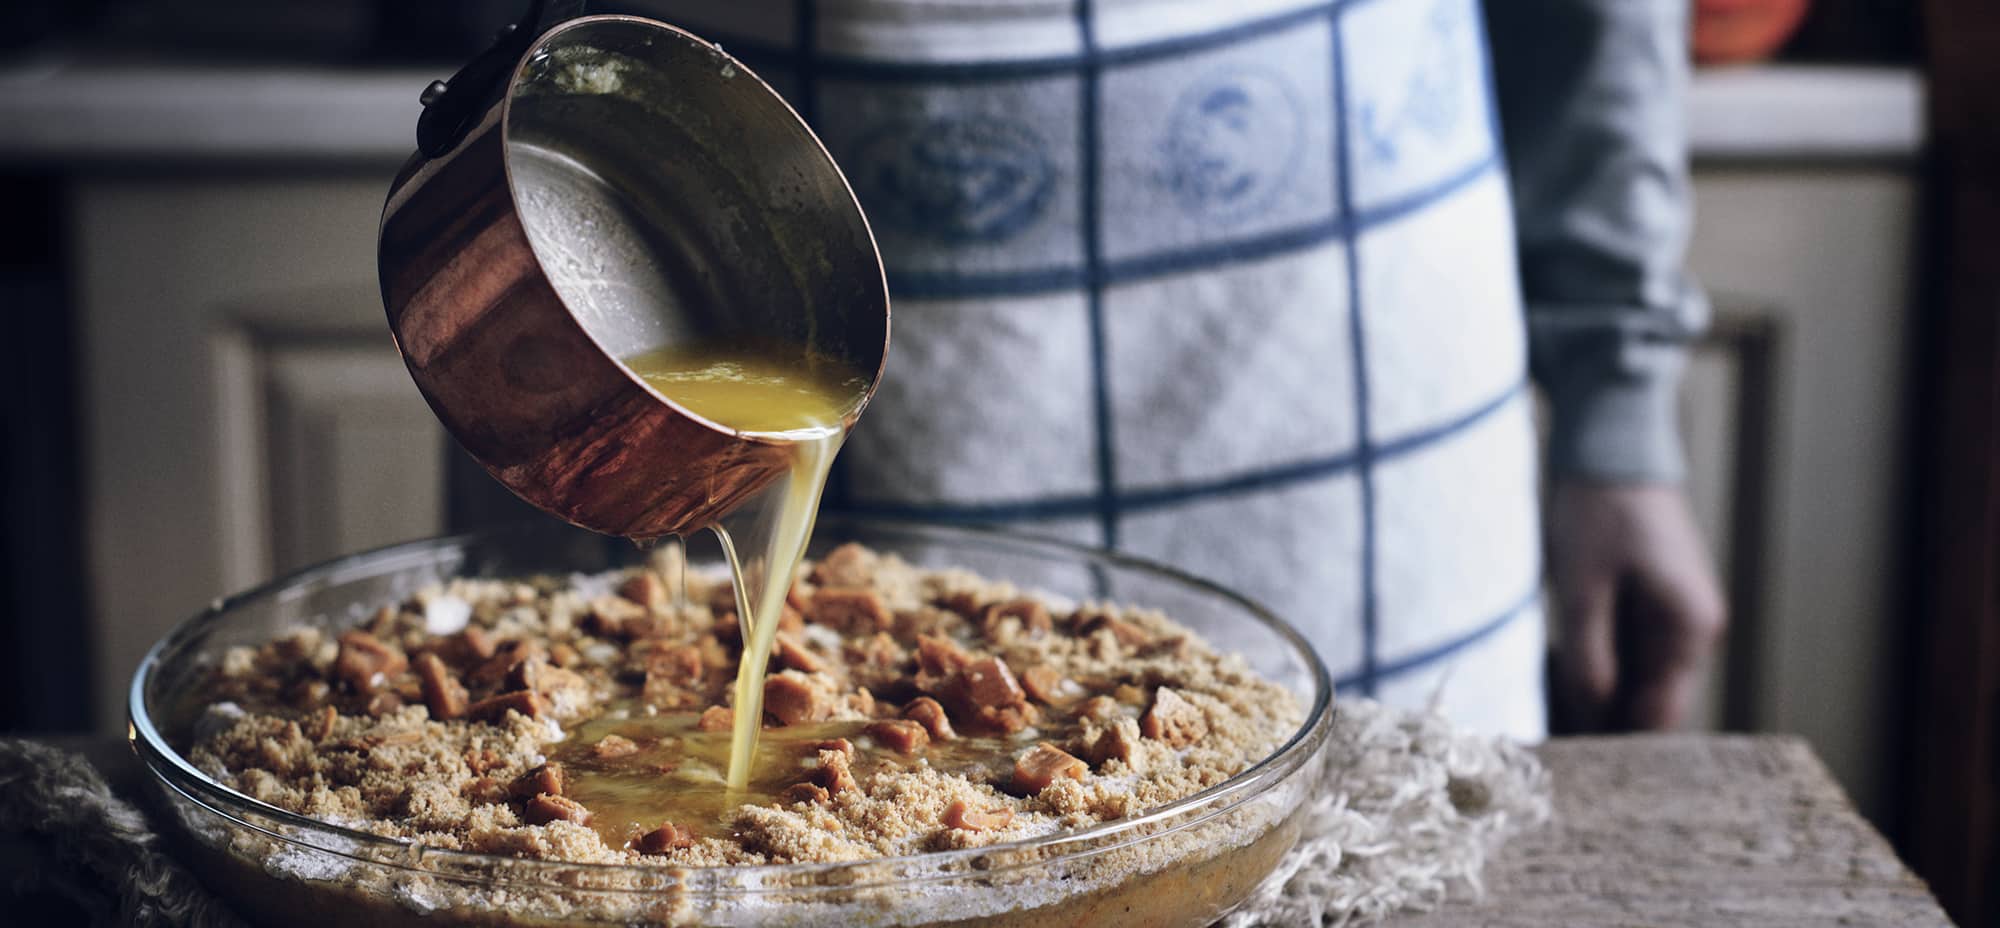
72 172 445 731
257 340 444 574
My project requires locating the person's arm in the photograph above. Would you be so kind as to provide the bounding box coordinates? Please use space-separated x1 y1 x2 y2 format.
1483 0 1727 731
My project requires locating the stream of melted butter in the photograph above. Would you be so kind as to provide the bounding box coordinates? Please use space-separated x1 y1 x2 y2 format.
620 344 866 794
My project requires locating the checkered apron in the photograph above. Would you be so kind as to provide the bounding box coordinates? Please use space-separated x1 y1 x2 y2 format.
562 0 1547 739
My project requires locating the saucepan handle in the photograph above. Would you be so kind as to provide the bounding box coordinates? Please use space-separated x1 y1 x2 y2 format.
415 0 550 157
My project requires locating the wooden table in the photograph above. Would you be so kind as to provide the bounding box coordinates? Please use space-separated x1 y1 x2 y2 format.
1398 735 1953 926
8 734 1957 926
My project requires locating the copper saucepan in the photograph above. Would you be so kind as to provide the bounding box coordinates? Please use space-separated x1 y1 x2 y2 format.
378 13 890 540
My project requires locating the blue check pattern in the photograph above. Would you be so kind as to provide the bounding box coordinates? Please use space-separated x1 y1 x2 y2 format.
570 0 1546 732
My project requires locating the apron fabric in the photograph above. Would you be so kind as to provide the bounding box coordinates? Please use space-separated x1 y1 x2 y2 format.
566 0 1548 740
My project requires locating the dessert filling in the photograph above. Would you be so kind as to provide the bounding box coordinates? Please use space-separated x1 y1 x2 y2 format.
186 543 1303 866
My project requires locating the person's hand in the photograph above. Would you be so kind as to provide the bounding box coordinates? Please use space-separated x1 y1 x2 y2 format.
1546 482 1727 732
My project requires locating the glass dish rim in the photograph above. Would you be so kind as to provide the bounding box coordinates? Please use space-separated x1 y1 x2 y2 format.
129 517 1334 890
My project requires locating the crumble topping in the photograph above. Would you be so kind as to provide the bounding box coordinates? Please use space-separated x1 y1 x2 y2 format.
185 543 1303 867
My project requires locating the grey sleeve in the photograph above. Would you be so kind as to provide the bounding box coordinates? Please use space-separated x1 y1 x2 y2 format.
1483 0 1709 483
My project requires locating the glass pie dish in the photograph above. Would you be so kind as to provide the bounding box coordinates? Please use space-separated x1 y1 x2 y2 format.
130 520 1334 927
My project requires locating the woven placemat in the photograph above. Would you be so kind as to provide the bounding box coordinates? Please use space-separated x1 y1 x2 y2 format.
1224 700 1551 926
0 700 1548 927
0 739 246 927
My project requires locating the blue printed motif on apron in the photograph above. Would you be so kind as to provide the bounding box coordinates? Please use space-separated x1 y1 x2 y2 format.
850 118 1058 244
1160 69 1305 222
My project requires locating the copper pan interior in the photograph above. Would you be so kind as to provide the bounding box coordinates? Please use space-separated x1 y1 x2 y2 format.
501 16 890 425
